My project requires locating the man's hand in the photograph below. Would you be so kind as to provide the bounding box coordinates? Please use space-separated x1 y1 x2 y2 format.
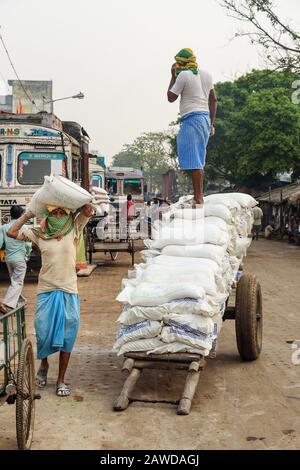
171 63 177 79
24 210 34 221
81 203 95 218
210 125 216 137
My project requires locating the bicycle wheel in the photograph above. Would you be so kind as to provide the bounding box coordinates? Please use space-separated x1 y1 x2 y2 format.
16 338 36 450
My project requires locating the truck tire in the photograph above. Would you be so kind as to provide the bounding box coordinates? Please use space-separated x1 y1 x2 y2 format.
235 273 263 361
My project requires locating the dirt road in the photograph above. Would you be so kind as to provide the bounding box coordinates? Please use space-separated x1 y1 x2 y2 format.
1 239 300 450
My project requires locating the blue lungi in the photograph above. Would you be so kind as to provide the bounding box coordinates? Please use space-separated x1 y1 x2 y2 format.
177 111 211 170
35 290 80 359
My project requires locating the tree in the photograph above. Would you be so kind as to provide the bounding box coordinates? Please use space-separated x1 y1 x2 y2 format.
112 131 177 192
220 0 300 72
206 69 300 188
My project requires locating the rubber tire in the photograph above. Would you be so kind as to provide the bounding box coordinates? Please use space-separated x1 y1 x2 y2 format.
235 273 263 361
110 252 119 261
16 339 36 450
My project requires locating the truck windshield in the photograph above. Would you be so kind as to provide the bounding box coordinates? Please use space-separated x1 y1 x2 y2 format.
91 174 103 188
18 152 67 185
124 179 142 195
106 178 117 194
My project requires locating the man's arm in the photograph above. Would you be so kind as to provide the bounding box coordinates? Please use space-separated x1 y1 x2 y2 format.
7 211 34 239
209 88 218 134
167 63 179 103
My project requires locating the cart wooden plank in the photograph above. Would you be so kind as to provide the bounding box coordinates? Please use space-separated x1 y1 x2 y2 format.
114 352 206 415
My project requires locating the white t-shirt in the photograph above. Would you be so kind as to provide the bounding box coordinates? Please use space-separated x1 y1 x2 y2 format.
171 70 213 117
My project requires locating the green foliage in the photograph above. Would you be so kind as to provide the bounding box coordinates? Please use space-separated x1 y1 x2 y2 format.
112 130 178 191
206 69 300 188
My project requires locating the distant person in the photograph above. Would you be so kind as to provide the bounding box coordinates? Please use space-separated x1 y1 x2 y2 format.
265 224 274 240
145 201 152 237
0 206 31 314
252 205 264 240
167 48 217 207
127 194 136 220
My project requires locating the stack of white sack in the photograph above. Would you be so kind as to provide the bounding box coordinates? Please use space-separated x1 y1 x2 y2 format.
27 175 95 217
90 187 110 216
114 192 257 357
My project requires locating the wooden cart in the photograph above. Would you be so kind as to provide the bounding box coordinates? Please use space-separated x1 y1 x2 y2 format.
114 273 263 415
85 215 138 266
0 304 40 449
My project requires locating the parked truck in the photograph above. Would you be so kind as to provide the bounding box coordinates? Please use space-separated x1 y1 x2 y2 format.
0 111 90 273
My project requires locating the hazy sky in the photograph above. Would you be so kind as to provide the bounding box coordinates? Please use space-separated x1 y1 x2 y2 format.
0 0 299 161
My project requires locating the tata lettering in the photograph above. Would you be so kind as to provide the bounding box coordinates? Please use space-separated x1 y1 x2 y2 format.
0 199 18 205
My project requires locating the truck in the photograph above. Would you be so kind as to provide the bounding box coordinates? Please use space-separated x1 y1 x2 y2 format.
0 112 89 223
105 166 144 206
0 111 90 273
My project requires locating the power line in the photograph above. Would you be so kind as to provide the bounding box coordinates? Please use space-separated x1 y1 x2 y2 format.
0 25 41 111
0 68 10 94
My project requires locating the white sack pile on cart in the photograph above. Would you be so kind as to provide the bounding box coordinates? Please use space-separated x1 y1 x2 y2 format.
114 193 257 357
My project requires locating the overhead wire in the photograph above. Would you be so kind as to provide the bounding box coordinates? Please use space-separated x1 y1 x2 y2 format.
0 25 42 111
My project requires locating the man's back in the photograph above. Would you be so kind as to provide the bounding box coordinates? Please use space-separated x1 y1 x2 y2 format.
0 221 31 263
171 69 213 117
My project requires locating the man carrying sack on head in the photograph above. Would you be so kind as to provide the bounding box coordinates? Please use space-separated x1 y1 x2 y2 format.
167 48 217 207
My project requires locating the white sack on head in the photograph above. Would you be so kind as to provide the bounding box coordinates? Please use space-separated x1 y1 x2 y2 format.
27 175 94 217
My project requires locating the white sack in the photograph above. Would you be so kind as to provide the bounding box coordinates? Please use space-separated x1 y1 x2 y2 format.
160 325 214 351
148 223 230 250
27 175 94 217
162 313 221 336
212 192 257 208
117 297 219 326
149 342 209 356
204 195 241 212
203 204 233 222
161 244 227 266
117 338 163 356
117 281 206 307
134 263 220 297
114 320 161 348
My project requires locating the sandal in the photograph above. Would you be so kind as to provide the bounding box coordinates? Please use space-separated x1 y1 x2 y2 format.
36 366 48 389
56 383 71 397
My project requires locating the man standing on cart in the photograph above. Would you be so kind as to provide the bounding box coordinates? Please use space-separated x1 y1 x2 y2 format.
167 48 217 206
7 203 94 397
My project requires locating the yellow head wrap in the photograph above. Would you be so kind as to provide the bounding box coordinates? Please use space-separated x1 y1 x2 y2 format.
46 205 71 215
175 48 198 75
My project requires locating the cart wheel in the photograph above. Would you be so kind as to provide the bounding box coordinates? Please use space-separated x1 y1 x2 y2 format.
110 252 119 261
16 338 36 450
235 273 263 361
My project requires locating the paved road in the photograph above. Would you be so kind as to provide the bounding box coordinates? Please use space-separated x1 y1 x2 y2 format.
1 240 300 450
